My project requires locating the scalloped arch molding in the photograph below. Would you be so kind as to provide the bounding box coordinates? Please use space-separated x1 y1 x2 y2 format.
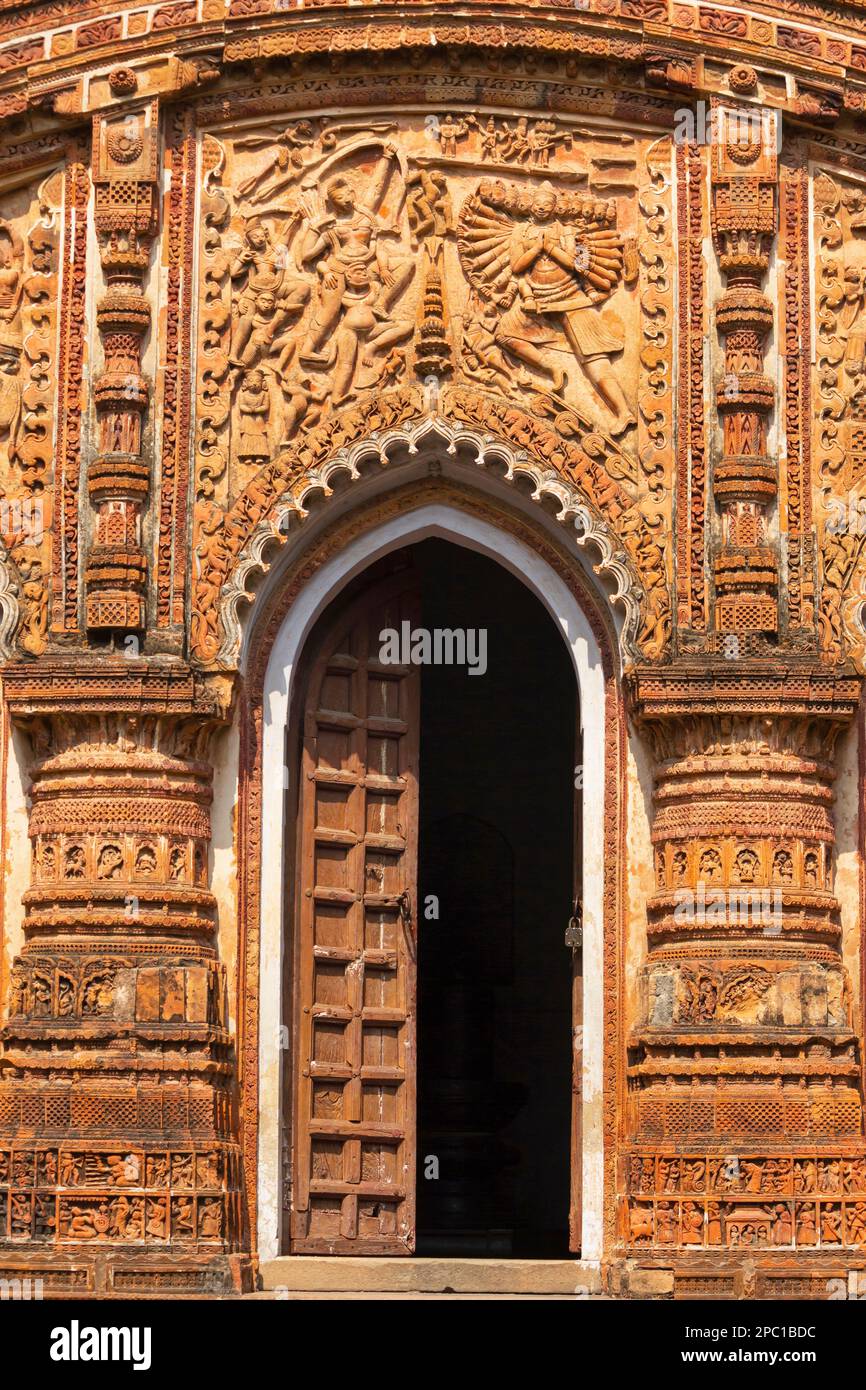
219 416 651 671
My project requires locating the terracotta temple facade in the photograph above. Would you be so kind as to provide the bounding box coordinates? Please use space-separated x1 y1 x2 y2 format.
0 0 865 1301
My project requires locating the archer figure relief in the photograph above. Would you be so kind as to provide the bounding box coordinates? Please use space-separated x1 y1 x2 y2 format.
207 133 422 476
296 142 414 403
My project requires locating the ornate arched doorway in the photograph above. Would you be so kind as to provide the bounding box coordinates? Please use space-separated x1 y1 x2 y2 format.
243 494 623 1268
283 538 579 1256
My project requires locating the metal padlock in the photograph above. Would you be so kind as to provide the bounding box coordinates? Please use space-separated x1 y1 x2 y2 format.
565 896 583 950
565 918 583 949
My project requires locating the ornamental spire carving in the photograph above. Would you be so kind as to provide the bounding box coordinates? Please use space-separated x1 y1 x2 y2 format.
710 104 779 642
86 102 159 635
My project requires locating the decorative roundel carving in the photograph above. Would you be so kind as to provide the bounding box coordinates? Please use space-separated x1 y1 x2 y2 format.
729 63 758 94
108 66 138 95
105 126 143 164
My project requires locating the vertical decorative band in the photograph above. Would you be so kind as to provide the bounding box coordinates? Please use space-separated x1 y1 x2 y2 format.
781 157 815 637
710 104 779 640
158 107 196 634
51 152 89 636
675 138 707 636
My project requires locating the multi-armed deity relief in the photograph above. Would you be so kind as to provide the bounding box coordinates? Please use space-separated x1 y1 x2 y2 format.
193 109 671 665
456 178 637 434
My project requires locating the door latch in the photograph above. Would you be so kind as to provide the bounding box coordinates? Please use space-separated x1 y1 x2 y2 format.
565 896 583 950
398 890 413 931
398 889 416 958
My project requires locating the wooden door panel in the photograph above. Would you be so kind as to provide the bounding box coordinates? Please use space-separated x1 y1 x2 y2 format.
570 716 583 1254
291 574 420 1254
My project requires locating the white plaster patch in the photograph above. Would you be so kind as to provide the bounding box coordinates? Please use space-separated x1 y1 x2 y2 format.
1 719 32 1002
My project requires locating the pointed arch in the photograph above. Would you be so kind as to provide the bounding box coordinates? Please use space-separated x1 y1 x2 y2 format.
195 413 669 671
234 483 627 1272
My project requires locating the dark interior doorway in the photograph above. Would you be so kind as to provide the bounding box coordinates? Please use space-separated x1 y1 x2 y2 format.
414 538 576 1258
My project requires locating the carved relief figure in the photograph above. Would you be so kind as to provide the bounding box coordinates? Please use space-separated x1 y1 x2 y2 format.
199 1198 223 1238
229 218 309 370
297 143 414 404
458 181 636 434
406 168 452 245
192 116 661 668
0 222 24 358
236 120 317 203
235 369 272 463
96 844 123 880
438 114 469 158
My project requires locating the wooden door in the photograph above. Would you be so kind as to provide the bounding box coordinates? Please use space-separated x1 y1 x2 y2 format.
290 571 421 1253
569 726 583 1254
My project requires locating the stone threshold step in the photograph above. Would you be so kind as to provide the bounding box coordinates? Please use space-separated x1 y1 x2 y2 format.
260 1256 600 1295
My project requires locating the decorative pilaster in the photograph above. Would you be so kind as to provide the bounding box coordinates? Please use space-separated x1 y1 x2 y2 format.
0 670 245 1296
710 105 779 640
85 103 159 635
624 667 866 1264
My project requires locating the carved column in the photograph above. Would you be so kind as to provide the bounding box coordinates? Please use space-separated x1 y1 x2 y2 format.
710 105 779 641
625 669 866 1273
85 103 159 635
0 672 244 1295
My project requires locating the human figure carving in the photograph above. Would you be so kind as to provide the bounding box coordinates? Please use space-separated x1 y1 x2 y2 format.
174 1197 195 1237
457 181 636 434
235 368 272 462
67 1206 97 1239
236 120 317 203
229 219 310 369
438 114 468 158
0 223 24 358
406 167 452 243
297 145 414 404
199 1198 223 1238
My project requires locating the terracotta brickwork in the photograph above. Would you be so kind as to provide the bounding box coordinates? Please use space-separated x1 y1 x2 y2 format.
0 0 864 1297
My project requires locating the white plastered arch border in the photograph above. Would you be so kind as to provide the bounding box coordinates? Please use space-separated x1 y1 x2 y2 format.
254 502 609 1267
